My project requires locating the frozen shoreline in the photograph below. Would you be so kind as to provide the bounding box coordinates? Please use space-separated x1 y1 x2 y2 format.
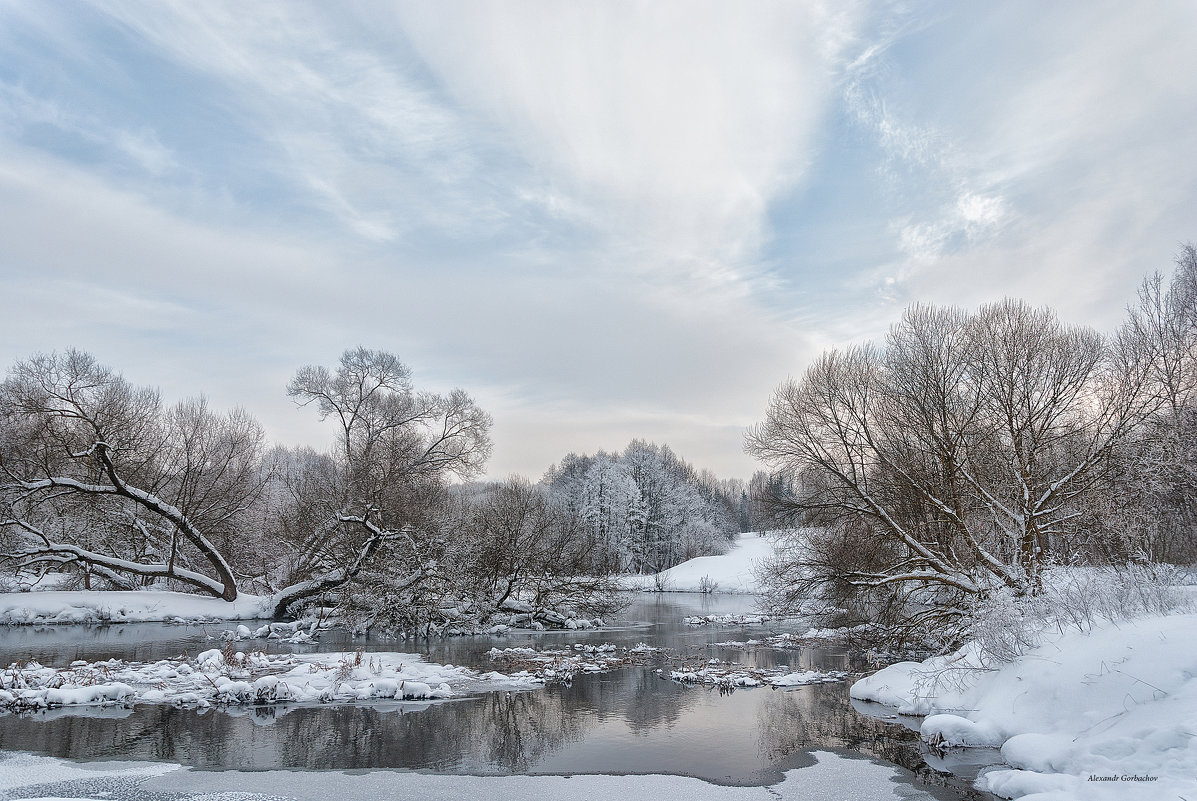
0 749 947 801
850 611 1197 800
0 589 274 625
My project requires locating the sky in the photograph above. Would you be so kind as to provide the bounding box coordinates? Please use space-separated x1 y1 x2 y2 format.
1 0 1195 482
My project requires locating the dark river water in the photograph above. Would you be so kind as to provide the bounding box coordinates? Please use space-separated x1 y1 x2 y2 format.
0 593 995 798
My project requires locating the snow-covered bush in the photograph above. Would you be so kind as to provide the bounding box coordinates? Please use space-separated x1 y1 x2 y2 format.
967 563 1188 665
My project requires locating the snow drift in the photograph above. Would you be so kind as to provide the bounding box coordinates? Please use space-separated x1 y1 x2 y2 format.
851 612 1197 800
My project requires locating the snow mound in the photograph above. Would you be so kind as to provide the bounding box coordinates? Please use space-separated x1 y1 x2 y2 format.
770 670 847 688
624 532 774 593
851 612 1197 800
0 647 566 712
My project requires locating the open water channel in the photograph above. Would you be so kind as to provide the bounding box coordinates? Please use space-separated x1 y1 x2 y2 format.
0 593 996 799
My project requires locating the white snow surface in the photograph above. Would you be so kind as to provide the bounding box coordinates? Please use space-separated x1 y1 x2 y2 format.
623 531 773 593
0 749 944 800
659 660 847 689
1 648 552 711
0 752 178 794
0 590 272 624
851 612 1197 800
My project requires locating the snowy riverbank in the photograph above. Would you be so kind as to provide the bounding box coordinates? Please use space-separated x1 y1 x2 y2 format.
0 590 273 625
0 589 605 632
622 531 774 593
851 611 1197 800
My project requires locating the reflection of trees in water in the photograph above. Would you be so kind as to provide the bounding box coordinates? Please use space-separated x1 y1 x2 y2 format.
622 669 694 733
0 665 708 772
0 704 280 766
756 683 896 760
476 687 588 771
0 682 608 772
1 678 994 798
755 684 992 799
0 623 217 668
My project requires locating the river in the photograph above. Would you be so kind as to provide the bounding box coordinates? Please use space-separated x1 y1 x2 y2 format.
0 592 996 799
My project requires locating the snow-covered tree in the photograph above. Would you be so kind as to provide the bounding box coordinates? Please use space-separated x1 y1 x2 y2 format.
1115 244 1197 562
747 299 1155 634
541 440 739 574
0 350 265 600
577 453 638 572
272 347 491 618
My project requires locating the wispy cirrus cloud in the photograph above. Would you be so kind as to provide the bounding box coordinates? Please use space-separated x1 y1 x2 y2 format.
838 1 1197 328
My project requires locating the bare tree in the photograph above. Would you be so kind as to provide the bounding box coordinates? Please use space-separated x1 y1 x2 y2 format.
270 347 492 618
0 351 264 600
1117 244 1197 561
747 299 1155 633
455 478 620 620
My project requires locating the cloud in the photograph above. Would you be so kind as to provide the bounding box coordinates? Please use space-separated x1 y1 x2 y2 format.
0 83 178 177
392 0 867 292
2 0 1195 482
833 0 1197 332
0 139 816 479
92 1 506 244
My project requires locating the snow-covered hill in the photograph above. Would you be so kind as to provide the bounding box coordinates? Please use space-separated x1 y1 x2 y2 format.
623 531 774 594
